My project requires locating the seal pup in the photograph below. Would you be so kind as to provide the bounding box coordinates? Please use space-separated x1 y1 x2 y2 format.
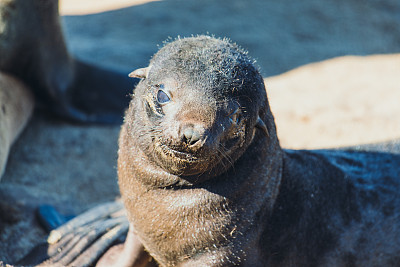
117 35 282 266
28 36 400 266
0 0 134 123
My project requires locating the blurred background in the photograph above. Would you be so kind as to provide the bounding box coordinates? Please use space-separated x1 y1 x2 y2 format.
1 0 399 263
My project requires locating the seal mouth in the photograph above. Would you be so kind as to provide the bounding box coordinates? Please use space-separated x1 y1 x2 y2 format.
156 142 203 163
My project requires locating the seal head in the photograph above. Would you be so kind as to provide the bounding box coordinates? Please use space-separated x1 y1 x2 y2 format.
129 36 269 182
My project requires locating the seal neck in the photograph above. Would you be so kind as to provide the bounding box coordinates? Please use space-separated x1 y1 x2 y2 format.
223 123 283 214
237 101 284 214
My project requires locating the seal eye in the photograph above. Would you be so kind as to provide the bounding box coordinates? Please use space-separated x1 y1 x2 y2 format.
156 85 170 104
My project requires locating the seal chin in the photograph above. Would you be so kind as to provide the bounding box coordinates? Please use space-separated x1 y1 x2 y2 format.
159 143 204 164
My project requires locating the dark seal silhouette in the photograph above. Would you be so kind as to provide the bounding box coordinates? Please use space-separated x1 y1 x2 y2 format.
22 36 400 266
0 0 134 123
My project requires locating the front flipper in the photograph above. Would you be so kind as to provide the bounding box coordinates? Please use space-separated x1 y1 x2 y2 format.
18 201 152 266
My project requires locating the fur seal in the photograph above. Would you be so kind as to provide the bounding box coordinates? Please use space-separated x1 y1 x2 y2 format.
25 36 400 266
115 36 400 266
0 0 134 123
117 35 281 266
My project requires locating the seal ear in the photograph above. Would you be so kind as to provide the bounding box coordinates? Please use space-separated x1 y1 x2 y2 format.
255 116 269 137
128 66 152 79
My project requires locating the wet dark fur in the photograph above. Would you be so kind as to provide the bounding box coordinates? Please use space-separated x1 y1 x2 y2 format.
118 36 400 266
264 149 400 266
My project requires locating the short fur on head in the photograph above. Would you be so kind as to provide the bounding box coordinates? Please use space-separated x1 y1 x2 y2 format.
127 35 276 183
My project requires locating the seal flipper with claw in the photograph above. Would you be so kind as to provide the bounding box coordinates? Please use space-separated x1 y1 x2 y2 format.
17 202 140 267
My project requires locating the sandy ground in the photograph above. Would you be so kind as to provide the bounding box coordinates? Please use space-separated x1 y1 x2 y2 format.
267 54 400 149
1 0 400 263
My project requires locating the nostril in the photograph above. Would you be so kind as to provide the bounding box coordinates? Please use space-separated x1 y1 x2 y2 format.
183 127 201 145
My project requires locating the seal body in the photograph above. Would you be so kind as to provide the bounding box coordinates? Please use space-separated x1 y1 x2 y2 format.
118 36 400 266
265 149 400 266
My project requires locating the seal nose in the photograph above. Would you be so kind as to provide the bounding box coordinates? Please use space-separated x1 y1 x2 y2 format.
182 125 204 146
